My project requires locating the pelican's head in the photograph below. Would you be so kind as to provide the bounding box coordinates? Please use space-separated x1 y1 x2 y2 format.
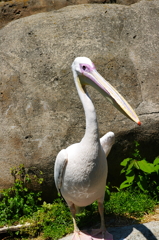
72 57 141 125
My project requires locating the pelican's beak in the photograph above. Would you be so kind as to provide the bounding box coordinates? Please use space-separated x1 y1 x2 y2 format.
81 69 141 125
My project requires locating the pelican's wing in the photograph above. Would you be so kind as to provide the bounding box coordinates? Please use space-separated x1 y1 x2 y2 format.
100 132 115 157
54 149 68 193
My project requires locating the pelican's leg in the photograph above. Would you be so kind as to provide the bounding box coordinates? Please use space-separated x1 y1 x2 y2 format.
69 204 82 240
98 201 114 240
70 204 79 232
98 201 106 233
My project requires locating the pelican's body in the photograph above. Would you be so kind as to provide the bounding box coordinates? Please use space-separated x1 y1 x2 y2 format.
58 136 107 208
54 57 140 237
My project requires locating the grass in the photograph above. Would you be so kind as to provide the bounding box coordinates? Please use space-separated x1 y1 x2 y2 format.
105 190 156 218
1 189 157 240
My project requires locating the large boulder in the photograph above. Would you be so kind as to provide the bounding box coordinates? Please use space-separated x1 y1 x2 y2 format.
0 0 159 201
0 0 141 29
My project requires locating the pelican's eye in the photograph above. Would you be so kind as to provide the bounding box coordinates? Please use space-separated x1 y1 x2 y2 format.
82 65 87 71
80 64 90 73
80 63 95 74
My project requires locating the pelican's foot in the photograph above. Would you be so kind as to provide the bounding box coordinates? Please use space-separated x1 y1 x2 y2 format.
72 229 113 240
72 230 81 240
91 229 113 240
102 230 113 240
101 228 113 240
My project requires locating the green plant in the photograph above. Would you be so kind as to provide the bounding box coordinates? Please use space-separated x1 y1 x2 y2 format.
120 141 159 200
104 189 156 218
19 199 73 239
0 164 43 226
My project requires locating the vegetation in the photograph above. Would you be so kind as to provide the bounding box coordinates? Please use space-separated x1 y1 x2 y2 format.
0 164 43 227
120 141 159 201
2 190 156 240
0 143 158 239
105 190 156 218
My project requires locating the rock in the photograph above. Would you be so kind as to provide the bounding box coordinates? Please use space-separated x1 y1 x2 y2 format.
110 221 159 240
0 0 141 29
59 221 159 240
0 0 159 201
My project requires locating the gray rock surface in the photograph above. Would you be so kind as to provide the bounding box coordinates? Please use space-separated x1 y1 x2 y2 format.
60 221 159 240
0 0 141 29
0 0 159 200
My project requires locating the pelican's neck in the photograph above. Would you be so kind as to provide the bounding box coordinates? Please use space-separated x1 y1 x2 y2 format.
73 72 99 143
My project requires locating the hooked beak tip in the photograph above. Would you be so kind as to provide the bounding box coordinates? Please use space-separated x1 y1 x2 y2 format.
138 121 141 126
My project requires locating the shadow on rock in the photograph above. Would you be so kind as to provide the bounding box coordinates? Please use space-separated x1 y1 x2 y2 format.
109 221 159 240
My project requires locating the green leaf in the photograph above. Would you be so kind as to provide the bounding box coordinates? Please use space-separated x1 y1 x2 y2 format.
154 157 159 166
134 160 140 169
138 160 154 173
120 168 126 174
136 175 148 192
154 165 159 174
134 141 140 147
127 160 136 171
15 231 19 235
120 158 132 167
120 180 132 190
125 169 135 176
126 173 135 183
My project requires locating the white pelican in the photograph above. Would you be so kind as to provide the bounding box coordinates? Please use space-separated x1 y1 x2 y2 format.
54 57 141 239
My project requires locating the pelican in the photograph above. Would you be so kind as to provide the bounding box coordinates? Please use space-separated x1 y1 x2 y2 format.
54 57 141 239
